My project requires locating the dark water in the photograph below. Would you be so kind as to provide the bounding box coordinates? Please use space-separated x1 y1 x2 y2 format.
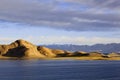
0 60 120 80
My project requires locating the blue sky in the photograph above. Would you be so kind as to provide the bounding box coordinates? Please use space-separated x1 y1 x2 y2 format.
0 0 120 45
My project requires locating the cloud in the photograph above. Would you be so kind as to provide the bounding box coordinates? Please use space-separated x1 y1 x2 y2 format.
0 37 17 44
62 0 120 9
1 36 120 45
0 0 120 31
38 36 120 45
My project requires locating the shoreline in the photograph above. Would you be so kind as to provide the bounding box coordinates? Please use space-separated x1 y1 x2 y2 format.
0 56 120 60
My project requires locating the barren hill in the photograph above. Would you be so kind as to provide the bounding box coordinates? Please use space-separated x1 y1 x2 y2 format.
0 39 70 58
0 39 120 60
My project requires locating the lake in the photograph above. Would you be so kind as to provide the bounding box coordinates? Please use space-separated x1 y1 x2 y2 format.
0 60 120 80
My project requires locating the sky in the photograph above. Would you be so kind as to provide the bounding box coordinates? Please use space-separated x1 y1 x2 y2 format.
0 0 120 45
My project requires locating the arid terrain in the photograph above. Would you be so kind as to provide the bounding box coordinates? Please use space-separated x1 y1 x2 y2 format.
0 39 120 60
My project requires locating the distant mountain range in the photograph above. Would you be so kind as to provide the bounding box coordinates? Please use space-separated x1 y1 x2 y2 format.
43 43 120 53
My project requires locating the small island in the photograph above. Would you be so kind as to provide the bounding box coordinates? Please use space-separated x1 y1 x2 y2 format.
0 39 120 60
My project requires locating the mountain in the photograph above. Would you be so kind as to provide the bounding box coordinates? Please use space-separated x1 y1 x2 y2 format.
0 39 45 58
43 43 120 53
0 39 120 60
0 39 71 59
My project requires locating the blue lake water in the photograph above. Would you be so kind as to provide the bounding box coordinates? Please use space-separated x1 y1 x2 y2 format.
0 60 120 80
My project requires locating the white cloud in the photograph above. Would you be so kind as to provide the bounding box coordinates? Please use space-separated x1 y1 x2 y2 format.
24 36 120 45
0 37 17 44
0 0 120 31
0 36 120 45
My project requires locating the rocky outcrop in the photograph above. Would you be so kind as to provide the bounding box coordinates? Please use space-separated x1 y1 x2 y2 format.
0 39 45 58
0 39 72 58
88 52 105 57
37 46 56 57
108 53 120 57
72 51 89 57
37 46 72 57
51 49 72 57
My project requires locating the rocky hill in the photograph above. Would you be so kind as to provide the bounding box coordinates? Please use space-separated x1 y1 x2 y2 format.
0 39 70 59
0 39 120 60
0 39 45 58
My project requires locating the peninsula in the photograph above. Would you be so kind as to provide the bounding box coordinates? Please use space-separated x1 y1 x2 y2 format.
0 39 120 60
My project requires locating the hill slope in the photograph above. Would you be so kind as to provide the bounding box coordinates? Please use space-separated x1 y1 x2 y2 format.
0 39 120 60
0 39 70 59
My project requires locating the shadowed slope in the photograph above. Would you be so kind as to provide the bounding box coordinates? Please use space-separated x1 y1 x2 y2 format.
0 39 71 58
0 39 45 58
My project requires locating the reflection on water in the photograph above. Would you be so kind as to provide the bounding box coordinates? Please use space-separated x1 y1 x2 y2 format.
0 60 120 80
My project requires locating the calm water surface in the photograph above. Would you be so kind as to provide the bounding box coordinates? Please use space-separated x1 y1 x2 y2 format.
0 60 120 80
